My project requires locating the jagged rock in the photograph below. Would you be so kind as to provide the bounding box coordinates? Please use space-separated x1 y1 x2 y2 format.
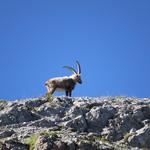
0 96 149 149
142 119 150 125
35 135 54 150
0 129 15 139
1 140 29 150
35 134 69 150
63 115 87 132
28 118 55 128
65 106 84 119
101 104 150 142
86 105 116 131
24 97 48 108
128 125 150 148
132 105 150 122
66 141 76 150
77 140 98 150
36 101 66 118
0 106 40 126
53 140 68 150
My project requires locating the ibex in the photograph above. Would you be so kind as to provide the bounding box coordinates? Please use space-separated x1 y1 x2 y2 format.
45 61 82 97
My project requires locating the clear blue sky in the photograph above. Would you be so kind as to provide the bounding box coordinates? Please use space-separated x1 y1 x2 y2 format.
0 1 150 100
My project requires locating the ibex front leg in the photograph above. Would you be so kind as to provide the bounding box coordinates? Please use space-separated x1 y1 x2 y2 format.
65 91 69 96
65 90 72 97
69 91 72 97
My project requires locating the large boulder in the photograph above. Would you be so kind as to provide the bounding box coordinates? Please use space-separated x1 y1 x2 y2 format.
128 125 150 148
1 140 29 150
63 115 87 132
0 106 40 126
86 105 116 131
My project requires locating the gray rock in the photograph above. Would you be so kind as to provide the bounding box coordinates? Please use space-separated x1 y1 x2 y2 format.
36 102 65 118
35 134 71 150
142 119 150 125
0 106 40 126
24 97 48 108
66 141 76 150
1 140 29 150
0 96 150 149
77 140 98 150
0 129 15 139
54 140 68 150
128 125 150 148
63 115 87 132
101 105 148 142
132 105 150 122
28 117 55 128
35 135 53 150
86 105 116 131
65 106 84 118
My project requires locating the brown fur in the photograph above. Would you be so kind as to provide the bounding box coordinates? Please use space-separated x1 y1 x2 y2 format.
45 61 82 97
45 74 82 97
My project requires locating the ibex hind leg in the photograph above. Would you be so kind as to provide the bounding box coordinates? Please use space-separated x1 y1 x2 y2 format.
65 91 72 97
46 88 55 102
65 91 69 96
69 91 72 97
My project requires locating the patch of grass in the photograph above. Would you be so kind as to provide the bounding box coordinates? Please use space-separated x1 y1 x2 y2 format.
40 130 59 137
45 93 54 103
115 96 127 100
114 142 128 149
123 132 134 143
96 136 111 144
25 133 40 150
0 141 3 148
25 130 61 150
0 100 7 104
0 100 8 111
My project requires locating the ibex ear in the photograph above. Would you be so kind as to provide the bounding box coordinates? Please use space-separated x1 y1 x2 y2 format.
63 66 77 74
76 61 81 74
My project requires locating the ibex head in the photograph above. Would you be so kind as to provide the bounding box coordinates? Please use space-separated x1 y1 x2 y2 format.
63 61 82 84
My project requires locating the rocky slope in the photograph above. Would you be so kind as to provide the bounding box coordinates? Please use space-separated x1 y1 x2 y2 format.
0 96 149 150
